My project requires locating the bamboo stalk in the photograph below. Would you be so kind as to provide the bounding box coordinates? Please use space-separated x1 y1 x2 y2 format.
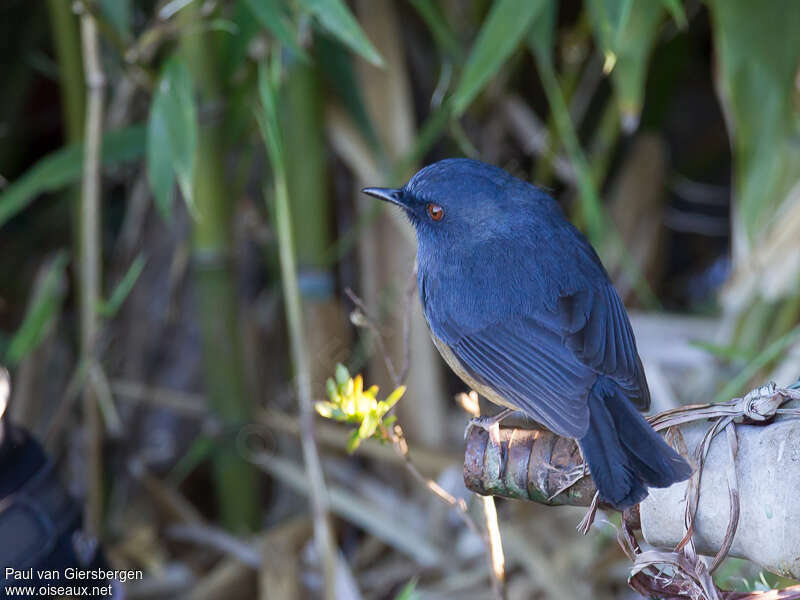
180 6 258 533
78 2 105 538
47 0 86 142
280 56 348 395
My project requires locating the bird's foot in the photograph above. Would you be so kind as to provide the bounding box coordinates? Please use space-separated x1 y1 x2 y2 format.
463 408 516 441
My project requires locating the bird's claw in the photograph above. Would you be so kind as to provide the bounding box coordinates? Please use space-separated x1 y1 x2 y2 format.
463 408 515 441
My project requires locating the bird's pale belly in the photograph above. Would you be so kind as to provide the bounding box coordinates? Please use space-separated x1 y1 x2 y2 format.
430 333 520 412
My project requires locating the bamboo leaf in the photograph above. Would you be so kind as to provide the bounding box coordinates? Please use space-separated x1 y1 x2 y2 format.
256 59 286 176
243 0 308 59
296 0 384 66
148 57 199 218
394 579 420 600
147 97 175 220
706 0 800 242
528 0 556 64
659 0 687 28
99 254 147 317
5 251 69 366
315 33 382 151
408 0 462 60
0 126 145 230
587 0 665 128
451 0 548 117
713 325 800 403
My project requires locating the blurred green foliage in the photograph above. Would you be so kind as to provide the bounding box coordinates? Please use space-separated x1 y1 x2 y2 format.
3 251 68 367
2 0 797 263
706 0 800 242
147 58 198 220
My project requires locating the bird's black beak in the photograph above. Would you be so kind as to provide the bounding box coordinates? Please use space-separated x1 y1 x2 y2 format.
361 187 405 208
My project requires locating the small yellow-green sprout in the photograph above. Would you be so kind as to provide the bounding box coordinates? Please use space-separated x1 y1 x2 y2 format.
315 364 406 453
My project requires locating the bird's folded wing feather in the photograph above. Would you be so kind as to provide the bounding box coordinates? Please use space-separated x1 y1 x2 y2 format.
451 318 596 437
557 284 650 410
448 283 649 437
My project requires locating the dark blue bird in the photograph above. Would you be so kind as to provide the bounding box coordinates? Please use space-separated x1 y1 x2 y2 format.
363 158 692 509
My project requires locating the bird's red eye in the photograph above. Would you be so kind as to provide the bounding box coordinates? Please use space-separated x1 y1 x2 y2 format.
426 203 444 221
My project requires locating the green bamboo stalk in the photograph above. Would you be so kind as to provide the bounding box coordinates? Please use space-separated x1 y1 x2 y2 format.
181 7 258 533
47 0 88 340
279 55 350 396
281 58 330 270
47 0 86 143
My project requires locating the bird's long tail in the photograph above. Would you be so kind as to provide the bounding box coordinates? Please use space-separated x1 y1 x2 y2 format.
578 377 693 510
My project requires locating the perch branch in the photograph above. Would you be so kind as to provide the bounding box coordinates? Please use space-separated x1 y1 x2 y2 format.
463 382 800 600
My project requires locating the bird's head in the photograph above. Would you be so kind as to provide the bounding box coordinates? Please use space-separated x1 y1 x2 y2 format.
362 158 548 245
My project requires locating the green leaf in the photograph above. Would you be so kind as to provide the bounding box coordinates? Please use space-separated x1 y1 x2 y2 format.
99 254 147 317
5 251 69 366
706 0 800 241
528 0 557 64
382 385 406 411
257 59 287 177
689 340 751 362
326 377 337 400
713 324 800 403
296 0 384 67
346 429 362 453
394 578 420 600
450 0 548 117
243 0 309 60
357 411 379 441
612 0 634 44
335 363 350 386
315 33 382 152
408 0 462 60
0 126 146 230
168 435 217 486
147 97 175 220
659 0 687 28
586 0 665 126
148 57 199 218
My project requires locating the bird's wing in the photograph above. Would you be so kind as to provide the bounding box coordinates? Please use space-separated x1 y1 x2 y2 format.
556 283 650 410
450 317 597 438
446 282 649 437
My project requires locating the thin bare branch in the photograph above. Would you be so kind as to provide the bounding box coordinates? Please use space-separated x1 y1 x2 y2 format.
78 0 106 538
